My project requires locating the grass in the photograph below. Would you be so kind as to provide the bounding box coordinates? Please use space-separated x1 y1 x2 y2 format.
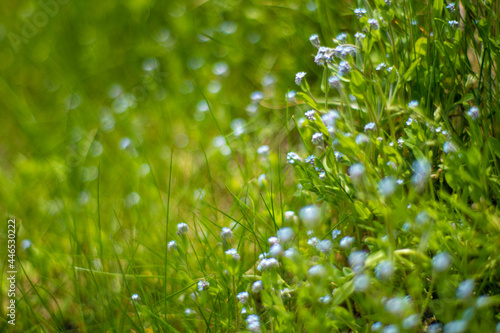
1 0 499 332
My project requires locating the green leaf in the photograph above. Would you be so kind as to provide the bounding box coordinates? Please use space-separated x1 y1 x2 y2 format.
433 0 444 15
403 58 421 81
354 201 373 222
415 37 428 57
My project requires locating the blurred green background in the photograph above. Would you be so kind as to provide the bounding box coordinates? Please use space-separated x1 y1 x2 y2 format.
0 0 352 330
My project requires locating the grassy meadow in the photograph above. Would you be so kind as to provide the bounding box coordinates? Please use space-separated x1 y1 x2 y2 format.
1 0 499 332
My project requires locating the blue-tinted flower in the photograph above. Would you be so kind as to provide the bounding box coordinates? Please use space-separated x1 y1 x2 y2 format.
287 152 302 164
449 20 459 29
402 314 419 329
198 280 210 291
308 264 327 277
364 122 376 132
305 155 316 166
443 141 457 154
467 106 479 120
168 240 177 251
338 60 351 76
257 257 278 271
372 322 384 332
444 320 468 333
432 252 452 273
446 2 456 13
305 110 316 120
328 75 342 89
251 91 264 101
406 117 414 126
246 314 261 332
349 163 365 181
408 100 419 108
316 239 333 254
237 291 249 304
334 151 343 160
354 8 367 19
336 32 348 42
355 32 366 40
131 294 140 302
368 18 379 30
284 210 295 222
339 236 355 249
295 72 307 85
310 34 320 48
349 251 367 272
252 280 263 293
257 145 270 155
353 274 370 291
177 222 188 235
456 279 475 299
411 158 431 190
385 0 391 6
312 132 324 145
277 227 294 242
319 294 332 304
269 243 284 258
383 325 399 333
332 229 341 239
375 260 395 280
184 308 196 316
307 236 319 247
225 248 241 261
220 227 233 239
300 205 321 228
356 134 370 145
376 62 387 71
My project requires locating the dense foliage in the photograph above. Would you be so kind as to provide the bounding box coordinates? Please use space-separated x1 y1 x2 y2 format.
1 0 499 332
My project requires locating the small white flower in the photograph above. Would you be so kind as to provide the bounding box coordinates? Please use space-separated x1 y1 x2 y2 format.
257 145 270 155
237 291 249 304
308 264 327 278
332 229 341 239
277 227 294 242
340 236 355 249
184 308 196 316
284 211 295 222
432 252 452 273
375 260 394 281
168 240 177 251
356 134 370 145
258 257 279 271
448 20 459 29
269 243 284 258
338 60 351 76
198 280 210 291
312 132 324 145
305 110 316 120
268 236 279 246
368 18 379 30
354 8 367 19
408 100 419 108
456 279 475 299
287 152 302 164
364 122 376 132
379 177 396 197
299 205 321 228
225 248 241 261
252 280 263 293
349 163 365 181
353 274 370 292
467 106 479 120
220 227 233 239
355 32 366 40
131 294 140 302
316 239 333 254
177 223 188 236
295 72 307 85
310 34 320 48
307 236 320 247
